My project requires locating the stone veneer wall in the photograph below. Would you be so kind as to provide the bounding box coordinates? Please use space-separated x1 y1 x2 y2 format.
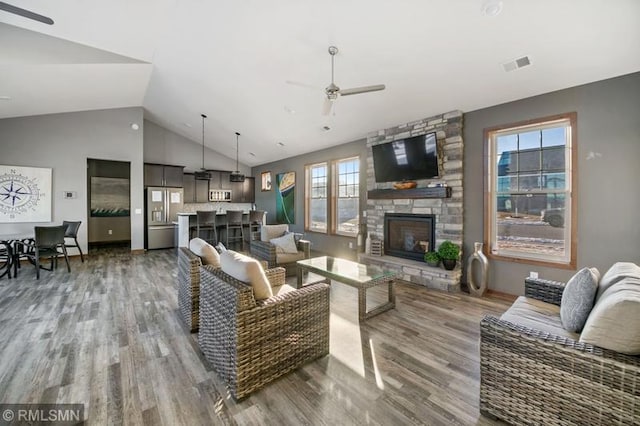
362 110 463 291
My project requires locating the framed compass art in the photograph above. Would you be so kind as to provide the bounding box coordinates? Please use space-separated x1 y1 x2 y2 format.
0 165 52 223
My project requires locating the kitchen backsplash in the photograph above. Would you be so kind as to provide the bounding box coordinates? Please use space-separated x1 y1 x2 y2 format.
182 202 253 213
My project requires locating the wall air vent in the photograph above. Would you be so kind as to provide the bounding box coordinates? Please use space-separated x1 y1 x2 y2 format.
502 55 532 72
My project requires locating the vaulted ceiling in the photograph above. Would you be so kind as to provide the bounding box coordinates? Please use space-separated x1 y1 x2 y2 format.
1 0 639 166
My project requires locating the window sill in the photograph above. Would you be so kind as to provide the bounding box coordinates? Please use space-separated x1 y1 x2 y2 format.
487 252 576 270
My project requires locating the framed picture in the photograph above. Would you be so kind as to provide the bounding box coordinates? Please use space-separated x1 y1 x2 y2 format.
0 165 52 223
261 171 272 191
276 171 295 224
90 177 130 217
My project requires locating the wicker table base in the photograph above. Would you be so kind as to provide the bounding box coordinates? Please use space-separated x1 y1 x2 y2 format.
297 256 396 321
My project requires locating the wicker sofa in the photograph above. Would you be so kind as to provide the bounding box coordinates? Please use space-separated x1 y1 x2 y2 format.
198 263 330 400
250 224 310 276
480 276 640 425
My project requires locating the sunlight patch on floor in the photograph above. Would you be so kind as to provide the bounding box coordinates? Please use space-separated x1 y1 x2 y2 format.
329 312 365 377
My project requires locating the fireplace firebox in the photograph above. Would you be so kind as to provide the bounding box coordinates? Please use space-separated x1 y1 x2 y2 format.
384 213 436 261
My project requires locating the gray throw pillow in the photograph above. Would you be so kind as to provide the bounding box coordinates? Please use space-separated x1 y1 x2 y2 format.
560 267 600 333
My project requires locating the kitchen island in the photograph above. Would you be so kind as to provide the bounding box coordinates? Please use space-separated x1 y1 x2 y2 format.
176 211 266 247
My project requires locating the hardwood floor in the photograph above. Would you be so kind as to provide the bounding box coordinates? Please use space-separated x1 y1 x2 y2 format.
0 249 510 425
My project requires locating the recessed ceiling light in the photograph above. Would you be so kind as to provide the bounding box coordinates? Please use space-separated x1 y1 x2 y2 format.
481 0 503 16
182 122 192 128
131 123 140 130
277 142 285 147
0 96 11 101
284 106 296 115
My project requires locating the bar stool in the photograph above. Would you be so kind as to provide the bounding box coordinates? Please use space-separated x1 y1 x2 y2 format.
225 210 245 250
249 210 265 241
196 211 218 244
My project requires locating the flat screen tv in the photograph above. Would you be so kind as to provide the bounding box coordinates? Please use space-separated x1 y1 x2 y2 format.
372 132 439 182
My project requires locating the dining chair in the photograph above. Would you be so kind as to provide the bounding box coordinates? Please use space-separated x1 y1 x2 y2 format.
0 241 12 279
20 225 71 279
63 220 84 262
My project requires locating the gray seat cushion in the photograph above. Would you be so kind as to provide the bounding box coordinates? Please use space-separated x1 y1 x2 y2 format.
500 296 579 340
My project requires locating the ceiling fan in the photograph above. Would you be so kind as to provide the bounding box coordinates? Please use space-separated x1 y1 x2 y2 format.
0 2 54 25
289 46 385 116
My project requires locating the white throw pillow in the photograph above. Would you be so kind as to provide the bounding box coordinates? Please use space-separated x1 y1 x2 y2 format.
189 238 220 267
220 250 273 300
261 224 289 242
270 232 299 254
580 276 640 355
596 262 640 302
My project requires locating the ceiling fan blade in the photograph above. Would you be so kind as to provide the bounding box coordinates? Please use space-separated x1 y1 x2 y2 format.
285 80 321 91
0 2 54 24
322 98 334 116
339 84 386 96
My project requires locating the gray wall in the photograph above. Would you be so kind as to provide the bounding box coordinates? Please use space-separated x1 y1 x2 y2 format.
252 139 368 258
0 107 145 251
464 72 640 295
144 119 250 174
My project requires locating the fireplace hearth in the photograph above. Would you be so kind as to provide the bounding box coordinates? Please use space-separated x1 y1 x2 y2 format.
384 213 435 262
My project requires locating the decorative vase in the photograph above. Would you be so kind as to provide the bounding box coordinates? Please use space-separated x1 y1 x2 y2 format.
426 259 440 268
442 259 457 270
467 242 488 297
365 232 371 255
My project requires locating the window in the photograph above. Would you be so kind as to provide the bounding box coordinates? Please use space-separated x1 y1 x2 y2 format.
305 156 360 236
485 113 576 268
332 157 359 236
304 162 328 233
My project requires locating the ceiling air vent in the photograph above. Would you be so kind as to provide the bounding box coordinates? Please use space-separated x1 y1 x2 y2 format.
502 55 532 72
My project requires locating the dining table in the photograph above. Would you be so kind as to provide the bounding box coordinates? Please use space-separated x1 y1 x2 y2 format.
0 233 35 279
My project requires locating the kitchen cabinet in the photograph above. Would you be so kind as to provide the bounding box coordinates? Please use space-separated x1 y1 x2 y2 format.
183 173 195 202
144 163 184 187
231 177 255 203
195 179 209 202
183 173 210 203
207 171 232 191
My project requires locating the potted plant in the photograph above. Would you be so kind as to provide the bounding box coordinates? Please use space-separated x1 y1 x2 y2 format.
424 251 440 267
438 240 460 270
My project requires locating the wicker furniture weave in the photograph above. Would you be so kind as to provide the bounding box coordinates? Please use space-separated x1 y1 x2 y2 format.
480 277 640 425
250 238 310 276
198 264 330 400
177 247 207 332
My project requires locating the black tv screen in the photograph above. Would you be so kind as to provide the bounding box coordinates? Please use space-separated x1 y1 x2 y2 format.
372 132 439 182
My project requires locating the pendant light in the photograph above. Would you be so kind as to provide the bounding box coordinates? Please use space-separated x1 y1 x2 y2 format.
230 131 245 182
194 113 211 180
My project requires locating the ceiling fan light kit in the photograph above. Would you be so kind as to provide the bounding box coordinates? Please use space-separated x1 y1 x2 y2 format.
230 131 245 183
195 113 211 180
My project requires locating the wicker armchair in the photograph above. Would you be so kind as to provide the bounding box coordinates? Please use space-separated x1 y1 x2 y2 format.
250 225 310 276
177 247 206 332
198 264 330 400
480 277 640 425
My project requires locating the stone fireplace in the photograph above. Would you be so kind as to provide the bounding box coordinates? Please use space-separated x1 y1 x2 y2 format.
384 213 435 262
358 110 463 291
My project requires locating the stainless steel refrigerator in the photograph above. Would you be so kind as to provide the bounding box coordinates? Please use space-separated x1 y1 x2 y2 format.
145 187 183 249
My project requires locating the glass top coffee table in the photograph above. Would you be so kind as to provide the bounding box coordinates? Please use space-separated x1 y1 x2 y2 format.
297 256 397 321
